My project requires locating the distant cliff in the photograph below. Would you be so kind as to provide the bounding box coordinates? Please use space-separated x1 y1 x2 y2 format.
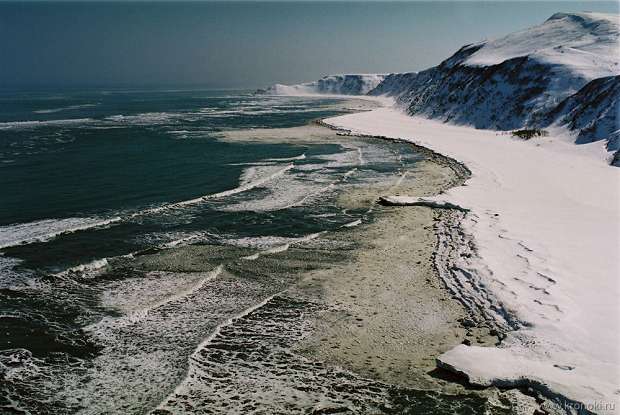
258 74 386 96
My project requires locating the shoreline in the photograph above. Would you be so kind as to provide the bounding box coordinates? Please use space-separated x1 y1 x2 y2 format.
316 116 520 336
289 157 501 389
152 112 541 413
212 108 545 411
321 105 620 414
288 118 522 393
153 114 536 413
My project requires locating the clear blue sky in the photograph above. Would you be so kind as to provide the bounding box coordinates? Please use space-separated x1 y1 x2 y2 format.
1 1 617 89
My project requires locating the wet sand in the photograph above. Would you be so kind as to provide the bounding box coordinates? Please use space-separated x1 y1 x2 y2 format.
217 121 501 392
287 158 495 392
151 120 540 413
177 115 540 412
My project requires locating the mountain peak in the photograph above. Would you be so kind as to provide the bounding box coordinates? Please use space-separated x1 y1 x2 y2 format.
464 11 619 80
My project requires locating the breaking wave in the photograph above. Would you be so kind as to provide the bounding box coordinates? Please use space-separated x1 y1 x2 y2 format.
0 118 94 130
33 103 99 114
0 217 122 249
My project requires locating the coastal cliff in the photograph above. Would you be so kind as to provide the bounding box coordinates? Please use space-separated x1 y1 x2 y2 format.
267 12 620 165
370 12 620 163
259 74 386 96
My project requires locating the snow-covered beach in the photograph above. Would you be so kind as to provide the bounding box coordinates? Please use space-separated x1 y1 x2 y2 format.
255 11 620 411
322 106 619 412
2 3 618 413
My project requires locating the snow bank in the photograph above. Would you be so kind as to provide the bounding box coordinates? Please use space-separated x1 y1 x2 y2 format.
323 107 620 413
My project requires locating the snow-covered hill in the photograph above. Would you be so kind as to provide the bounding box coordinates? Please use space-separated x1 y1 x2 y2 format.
259 74 386 96
267 13 618 163
465 12 618 79
369 12 620 164
318 12 620 413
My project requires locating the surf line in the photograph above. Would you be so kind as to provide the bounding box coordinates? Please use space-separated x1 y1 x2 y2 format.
228 153 306 166
0 160 297 250
240 231 327 261
153 292 282 412
85 265 224 333
278 167 358 211
136 163 295 216
265 153 306 162
126 265 224 323
0 216 123 250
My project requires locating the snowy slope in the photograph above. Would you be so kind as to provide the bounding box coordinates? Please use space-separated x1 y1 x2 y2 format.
465 12 619 80
267 10 620 413
260 74 386 96
368 12 620 162
547 75 620 150
324 107 620 414
260 13 619 161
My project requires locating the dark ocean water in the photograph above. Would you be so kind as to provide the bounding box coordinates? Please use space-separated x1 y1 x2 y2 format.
0 90 513 414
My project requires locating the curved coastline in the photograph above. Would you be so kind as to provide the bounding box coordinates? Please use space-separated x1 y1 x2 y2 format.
320 104 619 414
316 116 521 335
151 103 540 413
314 114 522 380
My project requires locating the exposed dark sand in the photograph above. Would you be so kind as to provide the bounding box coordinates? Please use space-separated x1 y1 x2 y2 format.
287 159 496 392
149 122 539 413
217 123 510 393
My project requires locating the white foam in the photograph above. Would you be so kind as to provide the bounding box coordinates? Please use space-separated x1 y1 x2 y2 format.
91 265 224 330
180 163 294 203
220 146 376 212
33 103 98 114
241 243 291 260
0 216 122 249
104 112 178 124
389 170 408 191
317 149 360 168
278 167 358 211
241 232 325 260
0 118 94 130
162 233 211 249
238 164 290 187
155 292 280 411
134 163 295 217
64 258 109 277
356 147 365 165
265 153 306 162
0 255 40 290
342 219 362 228
218 235 302 249
218 149 364 213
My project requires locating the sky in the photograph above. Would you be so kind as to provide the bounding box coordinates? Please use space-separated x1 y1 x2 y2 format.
0 1 618 90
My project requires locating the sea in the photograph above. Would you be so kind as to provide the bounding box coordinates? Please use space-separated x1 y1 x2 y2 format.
3 1 619 412
0 89 501 414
